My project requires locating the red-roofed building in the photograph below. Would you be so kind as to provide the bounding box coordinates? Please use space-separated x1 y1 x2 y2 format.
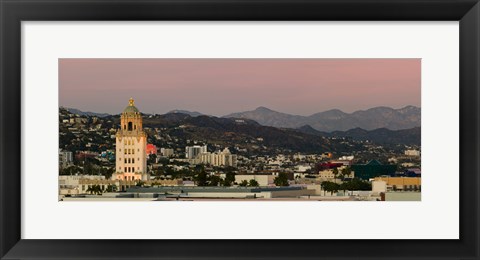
146 144 157 155
318 162 343 170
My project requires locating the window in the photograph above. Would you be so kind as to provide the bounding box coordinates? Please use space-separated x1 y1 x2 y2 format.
124 158 127 163
124 150 127 155
132 149 135 155
132 158 135 163
124 167 127 172
128 122 133 131
128 158 131 163
119 158 122 161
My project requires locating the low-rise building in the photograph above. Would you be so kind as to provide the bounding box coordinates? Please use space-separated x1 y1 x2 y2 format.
235 174 275 186
318 165 354 181
373 176 421 191
404 149 421 156
160 148 174 157
351 160 397 180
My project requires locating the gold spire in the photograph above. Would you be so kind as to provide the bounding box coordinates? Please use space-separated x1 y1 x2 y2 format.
129 98 134 106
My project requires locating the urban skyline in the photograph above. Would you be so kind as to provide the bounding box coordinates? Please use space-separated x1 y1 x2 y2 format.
59 59 421 201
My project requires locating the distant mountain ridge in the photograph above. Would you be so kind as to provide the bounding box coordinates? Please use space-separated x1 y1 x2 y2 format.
224 106 421 132
64 107 110 118
65 105 421 132
62 107 420 151
167 109 203 117
140 113 420 151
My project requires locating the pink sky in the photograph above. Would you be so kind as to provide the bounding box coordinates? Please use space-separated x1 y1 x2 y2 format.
59 58 420 116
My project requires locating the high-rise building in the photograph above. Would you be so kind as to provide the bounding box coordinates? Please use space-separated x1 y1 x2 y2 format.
112 98 149 181
198 148 237 167
185 145 207 159
59 149 73 169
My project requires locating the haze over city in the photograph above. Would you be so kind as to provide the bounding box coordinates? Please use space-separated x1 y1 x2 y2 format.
59 58 421 116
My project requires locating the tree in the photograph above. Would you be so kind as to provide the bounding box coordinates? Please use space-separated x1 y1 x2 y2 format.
274 173 289 186
239 180 249 187
83 162 95 175
340 182 349 195
100 167 114 180
332 168 339 182
248 179 259 187
105 184 117 192
147 154 157 164
223 172 236 187
339 178 372 195
86 185 103 195
341 167 352 180
208 175 221 186
320 182 328 196
195 171 208 186
321 181 340 195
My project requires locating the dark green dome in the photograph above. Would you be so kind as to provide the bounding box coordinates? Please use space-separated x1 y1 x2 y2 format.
123 105 139 113
123 98 140 114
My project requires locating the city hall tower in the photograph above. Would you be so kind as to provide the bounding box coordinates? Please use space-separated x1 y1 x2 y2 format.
113 98 149 181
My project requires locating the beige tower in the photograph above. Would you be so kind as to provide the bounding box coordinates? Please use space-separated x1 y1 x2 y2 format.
113 98 149 181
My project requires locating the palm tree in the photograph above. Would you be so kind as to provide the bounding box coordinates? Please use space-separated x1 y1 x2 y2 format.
248 179 259 187
332 168 339 183
105 184 117 192
341 167 352 180
340 182 347 195
320 182 328 196
92 185 102 195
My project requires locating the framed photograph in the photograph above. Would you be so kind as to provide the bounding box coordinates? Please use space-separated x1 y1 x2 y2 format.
1 0 479 259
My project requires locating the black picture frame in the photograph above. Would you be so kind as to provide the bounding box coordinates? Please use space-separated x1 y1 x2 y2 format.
1 0 479 259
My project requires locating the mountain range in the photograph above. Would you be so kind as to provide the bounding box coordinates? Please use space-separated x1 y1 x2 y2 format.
224 106 420 132
142 113 420 149
62 107 421 153
65 105 421 132
167 109 204 117
64 107 111 118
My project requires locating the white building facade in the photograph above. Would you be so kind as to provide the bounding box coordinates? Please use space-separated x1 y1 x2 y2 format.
112 98 149 181
185 145 207 159
198 148 237 167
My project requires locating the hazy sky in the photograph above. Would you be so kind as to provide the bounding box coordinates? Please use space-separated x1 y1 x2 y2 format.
59 58 421 116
